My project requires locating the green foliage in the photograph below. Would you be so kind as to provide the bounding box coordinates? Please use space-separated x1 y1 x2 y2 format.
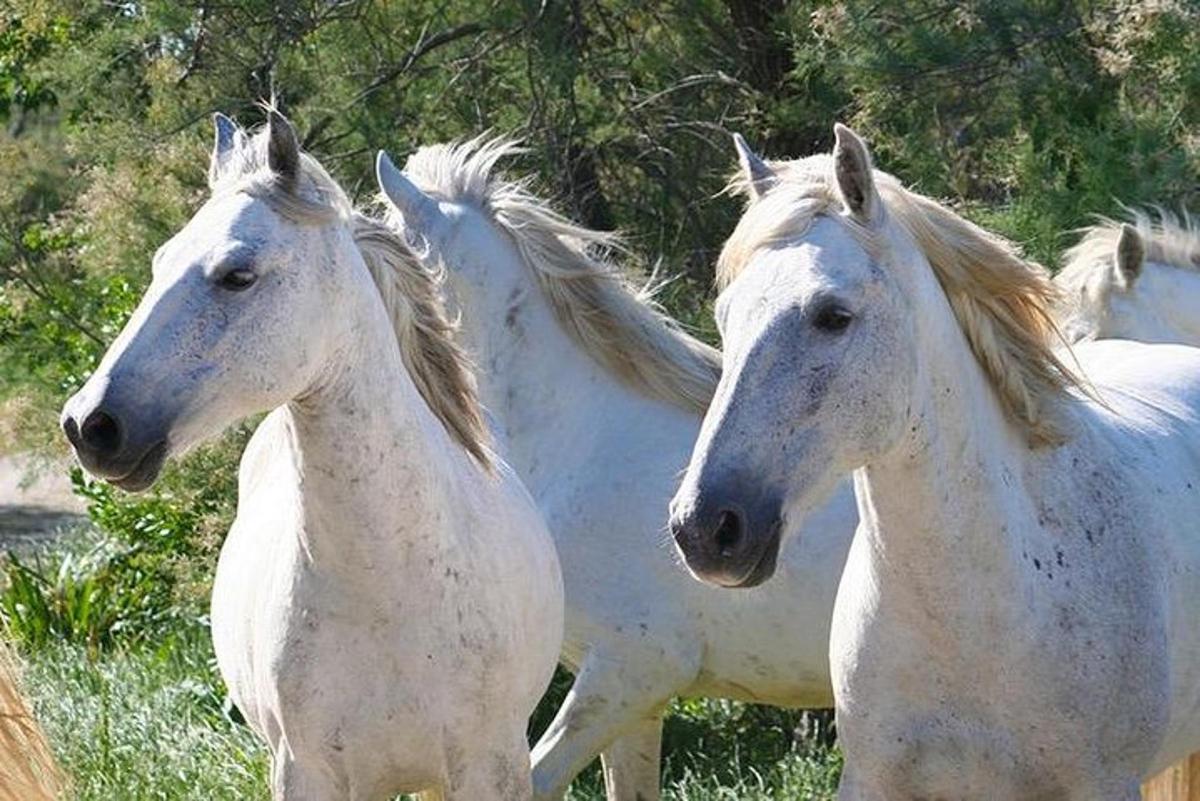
0 541 175 651
0 1 1195 440
0 9 67 120
0 428 246 650
0 0 1196 445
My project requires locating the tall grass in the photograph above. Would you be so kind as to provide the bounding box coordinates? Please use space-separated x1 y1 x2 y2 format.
22 630 268 800
18 623 840 800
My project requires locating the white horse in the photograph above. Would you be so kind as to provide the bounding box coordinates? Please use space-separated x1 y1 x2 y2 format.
374 140 858 800
60 112 563 801
1056 208 1200 346
670 124 1200 800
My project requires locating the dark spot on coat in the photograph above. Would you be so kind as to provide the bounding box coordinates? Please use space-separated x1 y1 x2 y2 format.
803 363 835 414
504 287 525 331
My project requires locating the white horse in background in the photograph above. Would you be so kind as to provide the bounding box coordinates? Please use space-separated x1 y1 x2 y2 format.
374 140 858 800
1056 208 1200 346
60 112 563 801
670 124 1200 800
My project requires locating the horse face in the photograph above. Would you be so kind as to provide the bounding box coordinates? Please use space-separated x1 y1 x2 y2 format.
61 116 347 491
671 218 911 587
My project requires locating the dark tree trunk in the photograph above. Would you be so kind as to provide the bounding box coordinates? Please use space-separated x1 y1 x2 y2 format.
724 0 795 96
564 140 616 233
723 0 814 157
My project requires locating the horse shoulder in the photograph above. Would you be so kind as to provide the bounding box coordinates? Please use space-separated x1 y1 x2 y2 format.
212 410 305 719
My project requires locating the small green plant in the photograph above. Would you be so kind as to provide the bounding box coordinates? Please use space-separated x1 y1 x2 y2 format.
0 523 190 651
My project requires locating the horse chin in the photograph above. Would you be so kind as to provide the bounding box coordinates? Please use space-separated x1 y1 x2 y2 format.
722 528 783 589
107 441 169 493
689 525 783 590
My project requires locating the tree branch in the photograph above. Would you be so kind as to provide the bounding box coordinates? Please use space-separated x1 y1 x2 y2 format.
302 21 486 150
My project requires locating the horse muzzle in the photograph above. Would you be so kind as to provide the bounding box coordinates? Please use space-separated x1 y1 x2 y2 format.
61 391 172 492
669 492 784 589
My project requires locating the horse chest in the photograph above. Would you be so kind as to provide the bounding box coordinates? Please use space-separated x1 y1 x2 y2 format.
833 497 1170 794
214 502 421 745
214 534 445 785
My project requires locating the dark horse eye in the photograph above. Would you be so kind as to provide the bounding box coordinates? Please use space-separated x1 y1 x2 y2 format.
813 303 853 333
218 268 257 291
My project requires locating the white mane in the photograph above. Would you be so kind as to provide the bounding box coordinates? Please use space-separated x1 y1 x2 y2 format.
1058 207 1200 295
401 136 722 414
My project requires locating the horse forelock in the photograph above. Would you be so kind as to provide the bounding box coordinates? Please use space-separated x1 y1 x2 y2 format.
208 122 346 224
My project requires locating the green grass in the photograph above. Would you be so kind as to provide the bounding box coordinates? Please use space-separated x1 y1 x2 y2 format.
23 630 269 800
20 629 841 800
8 530 840 800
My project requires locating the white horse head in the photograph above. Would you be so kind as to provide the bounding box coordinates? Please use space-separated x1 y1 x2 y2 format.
61 111 486 489
1056 209 1200 346
374 138 720 416
670 124 1077 588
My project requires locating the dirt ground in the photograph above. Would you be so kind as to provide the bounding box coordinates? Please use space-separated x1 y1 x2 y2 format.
0 455 86 550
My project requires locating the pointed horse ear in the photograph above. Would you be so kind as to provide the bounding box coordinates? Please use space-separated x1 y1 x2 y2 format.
1114 223 1144 289
832 123 882 225
375 150 448 243
209 113 246 186
733 133 777 201
266 110 300 183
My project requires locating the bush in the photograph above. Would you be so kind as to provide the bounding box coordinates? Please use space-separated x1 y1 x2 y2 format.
0 426 248 651
0 541 175 651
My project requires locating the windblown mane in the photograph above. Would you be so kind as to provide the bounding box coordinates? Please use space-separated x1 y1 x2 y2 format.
353 215 492 465
212 122 491 466
400 136 722 414
1057 207 1200 295
719 154 1080 445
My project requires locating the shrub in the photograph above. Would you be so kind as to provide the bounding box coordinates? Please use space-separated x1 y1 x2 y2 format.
0 426 248 651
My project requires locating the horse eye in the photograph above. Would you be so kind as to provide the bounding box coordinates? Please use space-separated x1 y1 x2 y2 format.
813 304 853 333
218 268 257 291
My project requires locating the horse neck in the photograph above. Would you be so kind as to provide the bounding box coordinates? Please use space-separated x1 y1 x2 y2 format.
855 261 1037 610
284 269 464 572
448 247 635 449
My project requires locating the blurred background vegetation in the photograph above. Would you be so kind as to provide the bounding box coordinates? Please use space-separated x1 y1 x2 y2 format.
0 1 1197 797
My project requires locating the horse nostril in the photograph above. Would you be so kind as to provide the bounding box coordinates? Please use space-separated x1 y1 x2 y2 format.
714 509 743 556
80 409 122 455
61 415 81 447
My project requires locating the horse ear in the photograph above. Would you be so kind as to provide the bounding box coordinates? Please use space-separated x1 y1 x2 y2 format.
266 110 300 183
209 113 245 186
1114 223 1144 288
833 123 881 224
733 133 777 201
375 150 447 239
